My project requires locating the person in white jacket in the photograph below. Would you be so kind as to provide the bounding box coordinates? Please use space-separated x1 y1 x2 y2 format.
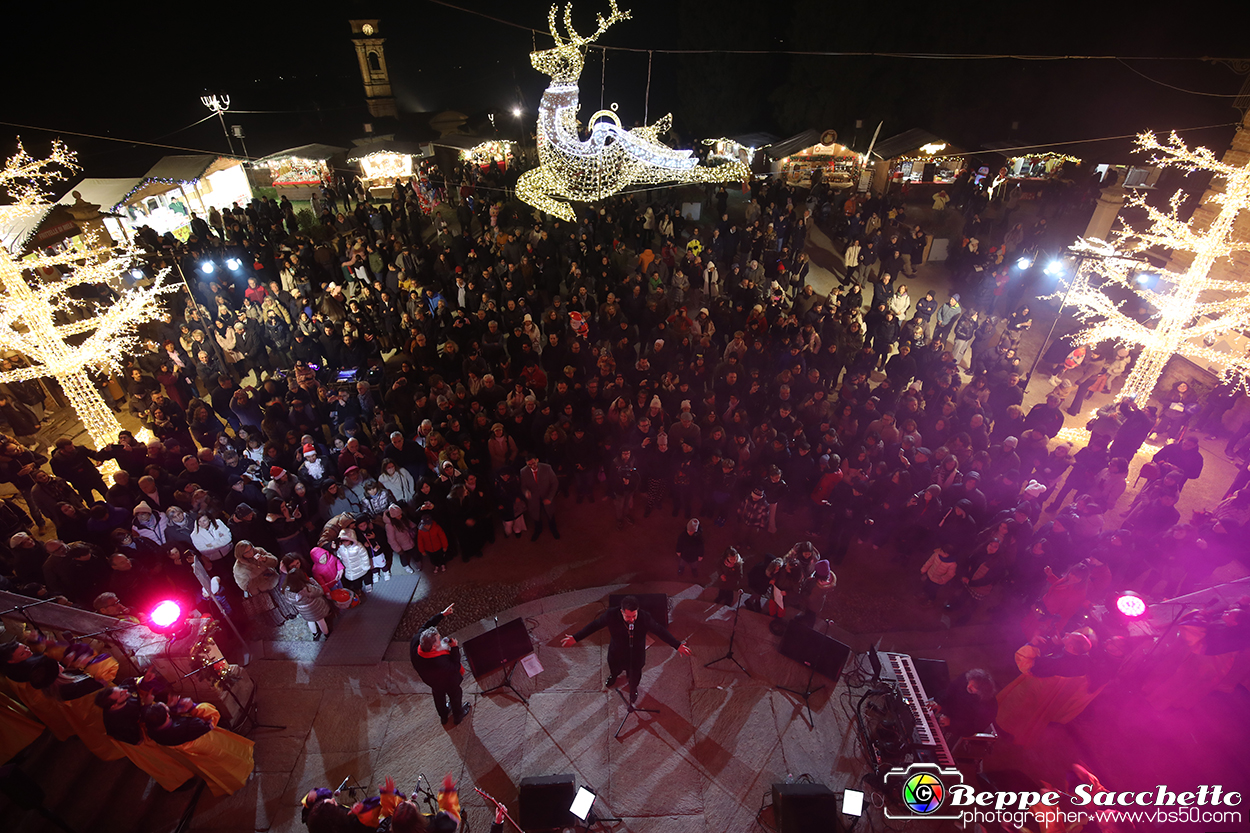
843 240 861 283
379 460 416 507
890 285 912 320
190 514 233 563
336 527 373 596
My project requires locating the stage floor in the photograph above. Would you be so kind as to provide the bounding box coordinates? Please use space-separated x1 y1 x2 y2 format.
236 583 872 833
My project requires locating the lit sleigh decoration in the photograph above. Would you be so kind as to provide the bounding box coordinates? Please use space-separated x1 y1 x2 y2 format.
517 1 750 221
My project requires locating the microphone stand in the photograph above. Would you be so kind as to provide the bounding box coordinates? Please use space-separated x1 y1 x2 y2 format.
614 615 658 739
704 589 749 677
414 774 439 814
0 596 62 629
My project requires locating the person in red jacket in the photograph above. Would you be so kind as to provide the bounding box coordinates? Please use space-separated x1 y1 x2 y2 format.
417 510 452 574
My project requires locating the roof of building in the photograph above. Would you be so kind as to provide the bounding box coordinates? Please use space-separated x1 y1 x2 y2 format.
346 139 428 162
255 144 349 164
764 130 823 161
143 154 227 183
870 129 952 160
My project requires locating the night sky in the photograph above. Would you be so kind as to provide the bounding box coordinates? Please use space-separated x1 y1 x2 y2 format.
2 0 1246 187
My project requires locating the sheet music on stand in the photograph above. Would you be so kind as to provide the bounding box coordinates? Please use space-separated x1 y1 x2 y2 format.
520 654 543 677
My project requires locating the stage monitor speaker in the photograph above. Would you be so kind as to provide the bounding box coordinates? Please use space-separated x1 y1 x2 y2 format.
608 592 668 626
519 774 576 831
915 657 949 696
778 620 851 685
772 782 841 833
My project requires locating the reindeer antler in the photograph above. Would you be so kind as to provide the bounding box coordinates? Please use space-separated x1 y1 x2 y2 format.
547 5 564 47
563 0 631 47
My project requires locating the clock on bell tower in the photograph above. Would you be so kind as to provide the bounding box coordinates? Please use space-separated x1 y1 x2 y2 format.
349 19 397 119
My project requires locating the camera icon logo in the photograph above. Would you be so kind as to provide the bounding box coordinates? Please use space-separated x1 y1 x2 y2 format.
884 763 966 820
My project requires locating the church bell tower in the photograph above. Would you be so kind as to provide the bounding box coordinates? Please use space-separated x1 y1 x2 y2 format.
349 19 398 118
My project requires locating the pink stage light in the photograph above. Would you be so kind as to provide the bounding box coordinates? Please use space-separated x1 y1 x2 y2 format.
1115 592 1147 619
150 600 183 629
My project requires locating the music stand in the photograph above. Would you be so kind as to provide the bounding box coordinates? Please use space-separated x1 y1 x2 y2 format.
462 617 533 705
704 589 749 677
776 618 851 728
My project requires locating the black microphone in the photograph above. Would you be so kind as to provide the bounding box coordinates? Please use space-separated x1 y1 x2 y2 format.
628 621 634 646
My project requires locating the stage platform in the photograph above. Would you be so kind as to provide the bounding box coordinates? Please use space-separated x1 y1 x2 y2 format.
232 583 871 832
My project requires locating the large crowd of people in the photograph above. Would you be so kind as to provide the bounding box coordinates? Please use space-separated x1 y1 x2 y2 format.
2 161 1249 788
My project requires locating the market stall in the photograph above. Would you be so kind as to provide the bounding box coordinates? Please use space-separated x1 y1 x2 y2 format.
432 135 516 170
1007 151 1081 180
347 140 429 199
703 133 777 172
118 155 253 241
868 129 964 196
252 144 346 197
768 129 861 190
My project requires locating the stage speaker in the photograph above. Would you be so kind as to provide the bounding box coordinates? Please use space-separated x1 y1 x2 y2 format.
778 620 851 685
608 592 668 626
915 657 950 696
772 782 841 833
519 774 575 831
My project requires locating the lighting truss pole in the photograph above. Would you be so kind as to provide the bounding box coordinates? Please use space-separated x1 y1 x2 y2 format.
201 93 237 156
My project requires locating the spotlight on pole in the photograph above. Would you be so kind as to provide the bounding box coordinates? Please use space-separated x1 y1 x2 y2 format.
199 261 215 275
1114 591 1147 620
512 107 522 118
150 600 183 630
225 258 241 271
1044 260 1064 277
1016 256 1034 270
130 268 145 280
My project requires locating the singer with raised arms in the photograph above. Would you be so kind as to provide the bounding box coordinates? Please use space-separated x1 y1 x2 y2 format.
559 595 692 704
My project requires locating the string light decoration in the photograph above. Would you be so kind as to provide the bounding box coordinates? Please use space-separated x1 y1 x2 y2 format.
0 140 175 449
1056 131 1250 401
517 1 750 221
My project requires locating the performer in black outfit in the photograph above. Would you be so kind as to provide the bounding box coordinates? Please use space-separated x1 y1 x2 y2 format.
560 595 691 703
409 603 471 725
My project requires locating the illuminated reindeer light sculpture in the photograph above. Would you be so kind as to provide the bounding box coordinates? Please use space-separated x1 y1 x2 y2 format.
517 1 750 221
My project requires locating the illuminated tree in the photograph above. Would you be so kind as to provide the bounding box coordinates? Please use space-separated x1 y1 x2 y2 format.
0 141 172 448
1061 131 1250 401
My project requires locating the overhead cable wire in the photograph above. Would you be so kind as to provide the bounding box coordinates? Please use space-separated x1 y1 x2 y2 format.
0 121 247 159
1115 59 1246 97
425 0 1245 62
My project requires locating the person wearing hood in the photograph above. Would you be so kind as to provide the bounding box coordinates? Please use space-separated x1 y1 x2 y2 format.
310 546 344 594
283 567 331 641
383 504 420 573
231 540 289 619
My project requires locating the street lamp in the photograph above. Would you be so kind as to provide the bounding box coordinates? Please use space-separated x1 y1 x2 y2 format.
1023 248 1152 392
201 93 237 156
